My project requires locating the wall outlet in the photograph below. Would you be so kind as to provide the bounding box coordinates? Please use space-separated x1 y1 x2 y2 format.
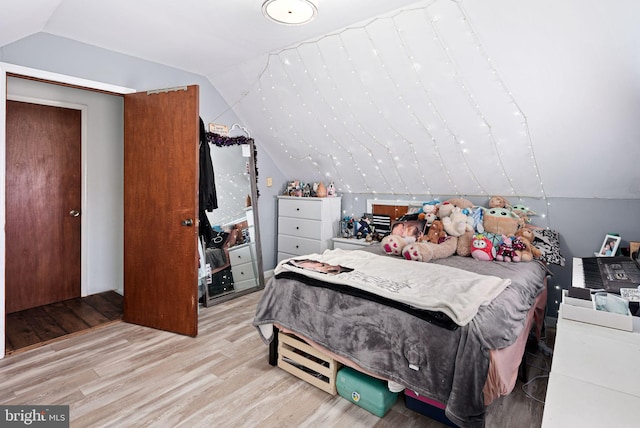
266 177 273 187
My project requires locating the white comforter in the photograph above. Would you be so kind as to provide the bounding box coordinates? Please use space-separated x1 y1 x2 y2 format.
275 248 511 326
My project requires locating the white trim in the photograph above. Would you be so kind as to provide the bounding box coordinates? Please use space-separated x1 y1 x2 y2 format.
0 62 135 359
1 62 136 94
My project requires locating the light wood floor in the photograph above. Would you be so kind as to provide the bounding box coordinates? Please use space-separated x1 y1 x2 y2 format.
0 290 552 427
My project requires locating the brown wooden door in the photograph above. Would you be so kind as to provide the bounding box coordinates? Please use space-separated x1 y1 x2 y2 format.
123 86 199 337
5 101 82 313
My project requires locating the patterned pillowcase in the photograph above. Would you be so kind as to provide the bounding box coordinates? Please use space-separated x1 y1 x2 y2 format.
532 229 565 266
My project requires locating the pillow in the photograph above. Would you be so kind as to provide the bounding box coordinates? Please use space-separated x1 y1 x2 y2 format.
208 231 229 249
532 229 565 266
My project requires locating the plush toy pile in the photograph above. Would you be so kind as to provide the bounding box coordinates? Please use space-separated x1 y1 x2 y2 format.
380 196 542 264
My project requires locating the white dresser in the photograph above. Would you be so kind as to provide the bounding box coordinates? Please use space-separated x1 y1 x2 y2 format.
541 260 640 427
228 243 257 292
277 196 342 263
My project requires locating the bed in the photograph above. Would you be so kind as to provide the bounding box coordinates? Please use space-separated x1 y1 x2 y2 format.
253 201 562 427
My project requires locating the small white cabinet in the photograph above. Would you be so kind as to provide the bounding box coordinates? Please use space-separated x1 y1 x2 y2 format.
277 196 342 263
229 243 257 292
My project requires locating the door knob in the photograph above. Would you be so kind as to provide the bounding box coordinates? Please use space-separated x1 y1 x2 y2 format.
181 218 194 227
69 210 80 217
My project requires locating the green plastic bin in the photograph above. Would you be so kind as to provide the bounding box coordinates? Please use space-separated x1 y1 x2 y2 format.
336 366 398 417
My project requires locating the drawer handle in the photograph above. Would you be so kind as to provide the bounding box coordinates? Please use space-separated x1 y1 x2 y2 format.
296 226 299 230
296 245 299 248
296 208 300 211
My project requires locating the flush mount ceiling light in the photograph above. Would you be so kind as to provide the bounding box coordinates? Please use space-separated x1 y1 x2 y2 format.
262 0 318 25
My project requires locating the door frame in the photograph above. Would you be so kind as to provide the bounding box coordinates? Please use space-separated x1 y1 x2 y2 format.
7 95 88 306
0 62 135 358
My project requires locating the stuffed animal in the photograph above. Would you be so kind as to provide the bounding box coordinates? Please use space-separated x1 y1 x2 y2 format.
514 228 542 261
381 234 408 256
495 235 527 262
418 204 438 225
402 236 458 262
422 219 447 244
511 204 536 226
496 235 520 262
482 207 520 237
470 234 496 261
456 230 474 257
489 195 511 209
327 181 336 197
441 206 474 237
443 197 474 211
468 206 484 233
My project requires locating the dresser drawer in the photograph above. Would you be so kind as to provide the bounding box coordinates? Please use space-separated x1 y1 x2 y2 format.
279 198 323 220
234 277 257 292
231 261 256 283
278 234 324 256
278 217 322 240
228 245 252 267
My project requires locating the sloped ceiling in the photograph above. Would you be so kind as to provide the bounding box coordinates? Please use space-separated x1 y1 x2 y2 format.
2 0 640 201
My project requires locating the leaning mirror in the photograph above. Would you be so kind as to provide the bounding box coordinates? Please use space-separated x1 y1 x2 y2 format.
200 124 265 306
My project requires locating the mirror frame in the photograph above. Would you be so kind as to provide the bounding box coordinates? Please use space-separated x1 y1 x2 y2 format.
206 132 265 292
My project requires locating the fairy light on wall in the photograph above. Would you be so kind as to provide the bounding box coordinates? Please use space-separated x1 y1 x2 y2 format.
362 20 486 197
455 1 550 225
230 0 549 225
281 46 382 193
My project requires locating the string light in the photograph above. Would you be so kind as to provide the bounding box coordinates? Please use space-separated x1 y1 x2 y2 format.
231 0 549 226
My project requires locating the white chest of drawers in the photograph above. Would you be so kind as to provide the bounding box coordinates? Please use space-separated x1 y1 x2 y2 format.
277 196 342 263
228 243 257 292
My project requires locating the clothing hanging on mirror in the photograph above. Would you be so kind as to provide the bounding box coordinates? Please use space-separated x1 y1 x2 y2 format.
199 117 217 242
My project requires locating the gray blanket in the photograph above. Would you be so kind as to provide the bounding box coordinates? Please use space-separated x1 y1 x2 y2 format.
253 248 548 427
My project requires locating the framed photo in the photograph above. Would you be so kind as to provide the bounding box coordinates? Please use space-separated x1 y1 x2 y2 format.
629 241 640 259
596 234 621 257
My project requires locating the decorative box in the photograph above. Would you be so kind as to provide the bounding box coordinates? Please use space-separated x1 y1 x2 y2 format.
336 367 398 417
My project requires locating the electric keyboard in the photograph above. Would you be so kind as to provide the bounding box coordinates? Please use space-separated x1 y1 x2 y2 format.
572 256 640 292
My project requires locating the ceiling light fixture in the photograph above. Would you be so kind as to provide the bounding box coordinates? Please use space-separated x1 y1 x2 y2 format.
262 0 318 25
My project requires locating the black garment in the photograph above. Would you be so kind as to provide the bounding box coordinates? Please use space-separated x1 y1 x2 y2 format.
199 118 217 242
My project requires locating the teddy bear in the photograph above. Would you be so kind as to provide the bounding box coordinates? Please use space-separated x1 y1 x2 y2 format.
441 206 474 237
381 234 408 256
455 230 474 257
470 233 496 261
489 195 511 209
442 197 474 211
418 203 438 225
401 236 458 262
513 228 542 262
422 219 447 244
438 198 475 237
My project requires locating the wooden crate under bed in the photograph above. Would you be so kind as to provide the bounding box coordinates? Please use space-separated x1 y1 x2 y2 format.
277 332 341 395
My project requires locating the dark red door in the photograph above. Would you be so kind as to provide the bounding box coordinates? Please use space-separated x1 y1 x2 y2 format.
123 86 200 337
5 101 82 313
